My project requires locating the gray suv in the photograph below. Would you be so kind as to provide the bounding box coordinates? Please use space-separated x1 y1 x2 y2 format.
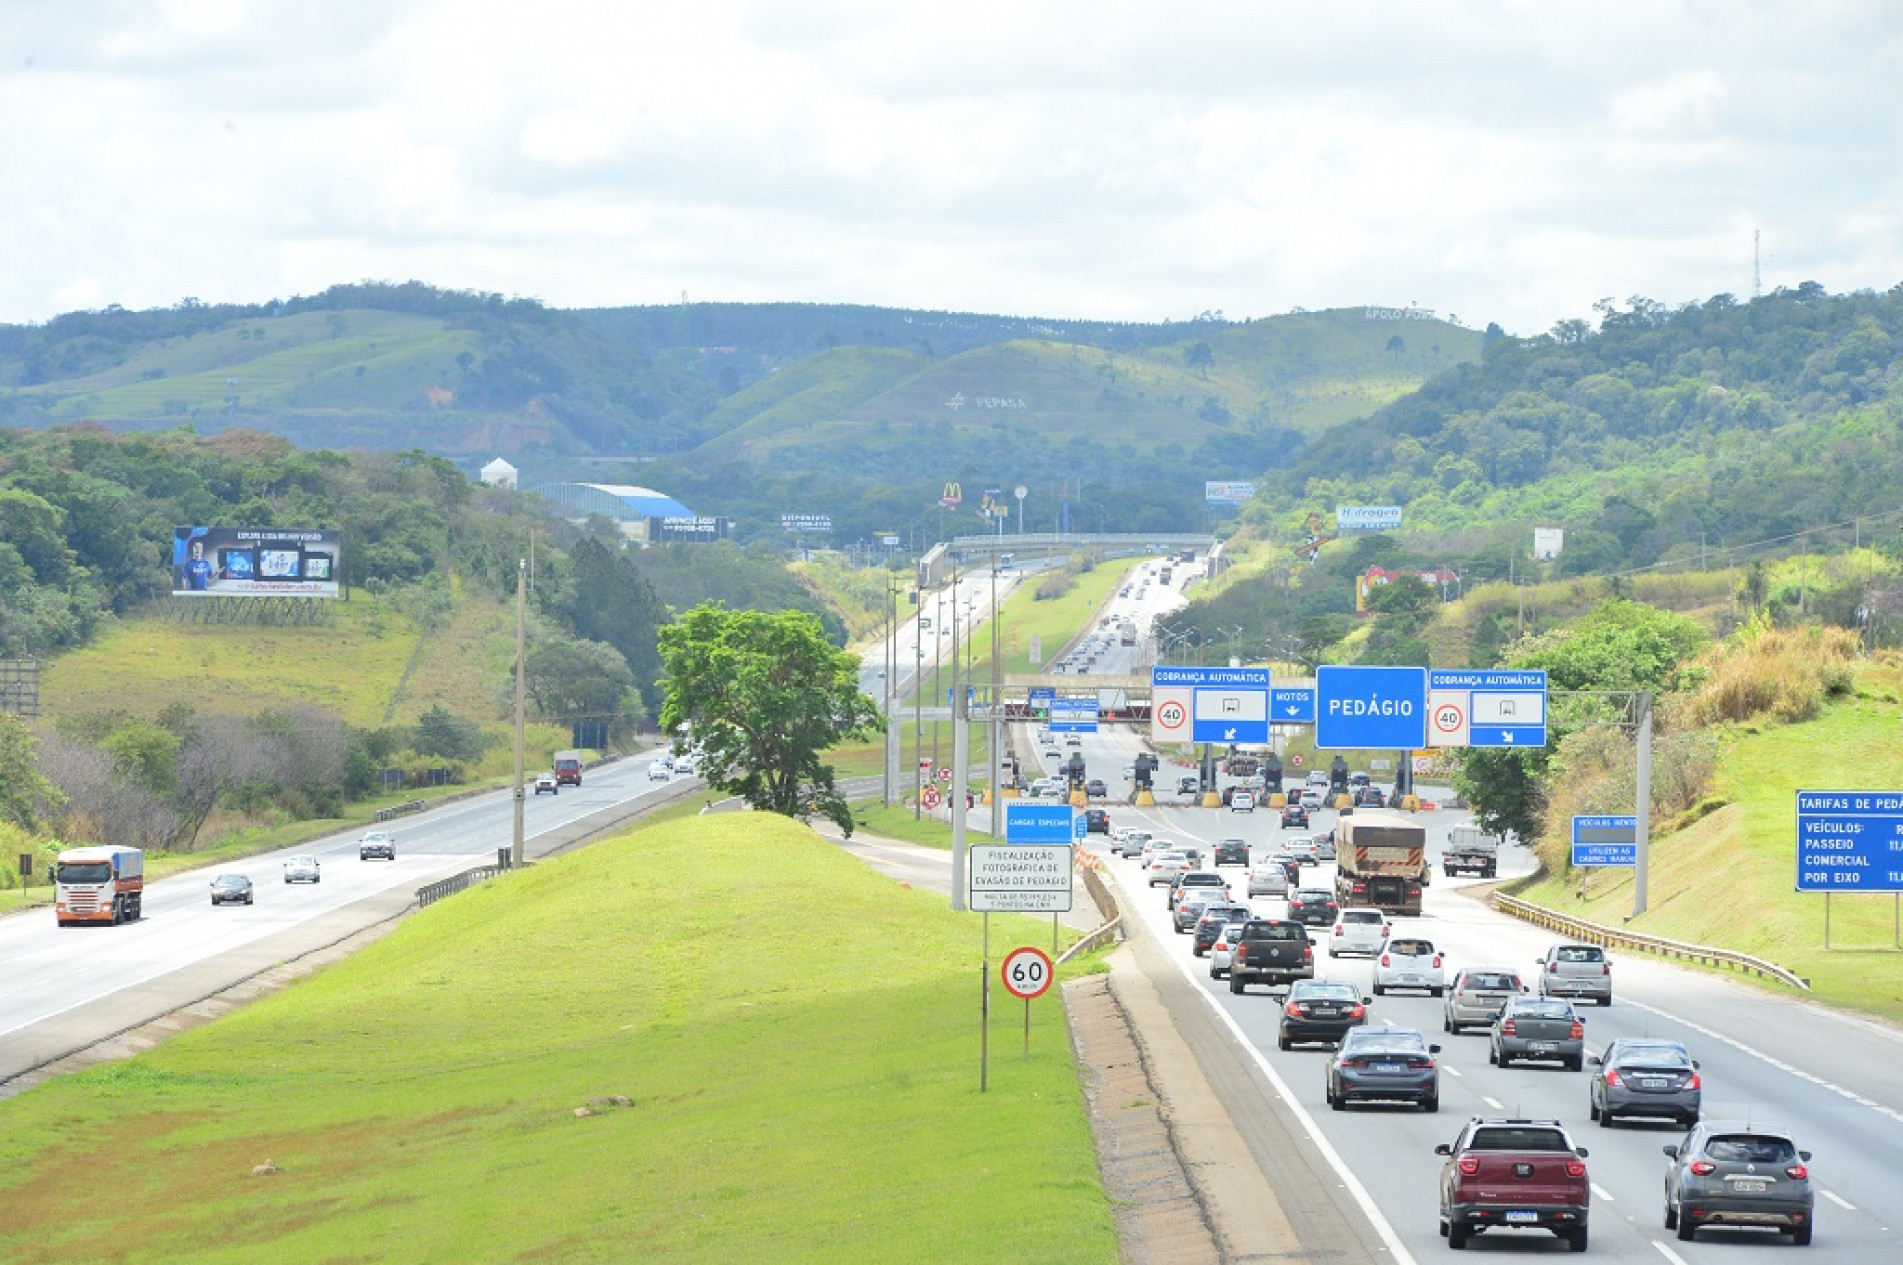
1589 1038 1700 1127
1664 1121 1812 1244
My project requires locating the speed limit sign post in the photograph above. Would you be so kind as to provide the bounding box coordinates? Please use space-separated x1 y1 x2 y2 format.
1002 946 1054 1061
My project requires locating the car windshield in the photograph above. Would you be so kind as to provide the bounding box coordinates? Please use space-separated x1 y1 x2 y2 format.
1292 982 1358 1000
213 876 246 887
1465 973 1519 991
1342 912 1383 924
1344 1029 1426 1054
1294 890 1332 902
1387 939 1434 956
1245 922 1304 941
56 861 113 883
1706 1135 1797 1164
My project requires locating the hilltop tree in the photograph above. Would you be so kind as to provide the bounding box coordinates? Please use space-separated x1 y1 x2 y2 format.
658 603 880 833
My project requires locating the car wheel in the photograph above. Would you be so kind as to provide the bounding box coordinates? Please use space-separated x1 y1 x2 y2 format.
1588 1098 1600 1122
1229 977 1245 995
1790 1223 1812 1246
1488 1046 1499 1066
1443 1015 1455 1033
1663 1196 1677 1230
1601 994 1613 1007
1599 1107 1615 1128
1431 986 1445 998
1192 945 1204 957
1327 947 1339 958
1372 983 1385 996
1329 1089 1345 1112
246 895 253 905
1566 1055 1583 1072
1422 1093 1439 1113
1447 1221 1469 1250
1676 1211 1697 1241
1567 1226 1588 1253
1678 1111 1699 1127
1277 1034 1291 1051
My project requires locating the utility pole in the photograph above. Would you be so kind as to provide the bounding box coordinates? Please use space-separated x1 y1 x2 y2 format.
1633 691 1653 919
511 558 527 869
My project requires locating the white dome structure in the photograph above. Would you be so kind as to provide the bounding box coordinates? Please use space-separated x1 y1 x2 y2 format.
480 458 518 490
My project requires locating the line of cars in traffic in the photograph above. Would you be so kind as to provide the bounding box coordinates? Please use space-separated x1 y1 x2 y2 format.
206 828 400 907
1108 825 1819 1248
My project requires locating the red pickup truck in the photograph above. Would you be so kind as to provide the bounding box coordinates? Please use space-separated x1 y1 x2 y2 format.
1436 1117 1591 1252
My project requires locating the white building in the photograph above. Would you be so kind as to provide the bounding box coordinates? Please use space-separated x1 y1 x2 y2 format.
480 458 519 490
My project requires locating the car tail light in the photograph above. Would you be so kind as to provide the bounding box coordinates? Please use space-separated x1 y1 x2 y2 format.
1685 1072 1701 1090
1566 1161 1586 1178
1690 1160 1716 1176
1602 962 1611 975
1301 945 1313 962
1432 955 1443 968
1285 1002 1303 1017
1347 1004 1365 1019
1500 1019 1516 1036
1549 961 1559 973
1785 1164 1808 1180
1382 924 1390 937
1603 1068 1622 1087
1458 1158 1480 1176
1379 953 1391 967
1569 1021 1584 1040
1333 924 1345 936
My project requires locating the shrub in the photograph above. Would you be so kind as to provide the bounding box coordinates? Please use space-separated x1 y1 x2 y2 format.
1688 621 1863 725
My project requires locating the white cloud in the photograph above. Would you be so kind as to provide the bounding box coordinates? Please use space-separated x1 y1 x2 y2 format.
0 0 1898 331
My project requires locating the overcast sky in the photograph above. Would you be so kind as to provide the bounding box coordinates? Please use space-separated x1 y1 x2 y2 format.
3 1 1898 335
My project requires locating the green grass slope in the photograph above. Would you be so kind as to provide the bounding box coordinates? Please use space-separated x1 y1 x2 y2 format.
1511 692 1903 1024
0 815 1116 1264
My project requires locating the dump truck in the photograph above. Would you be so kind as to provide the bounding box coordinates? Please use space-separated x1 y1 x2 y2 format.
1443 824 1500 877
1335 812 1428 915
55 845 145 926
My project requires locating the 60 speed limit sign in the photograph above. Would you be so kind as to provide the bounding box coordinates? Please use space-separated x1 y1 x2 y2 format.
1000 946 1055 1000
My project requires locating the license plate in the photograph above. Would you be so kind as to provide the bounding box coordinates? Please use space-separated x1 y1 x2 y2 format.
1530 1041 1557 1052
1504 1211 1538 1223
1313 1007 1338 1016
1374 1062 1402 1073
1640 1077 1666 1089
1731 1179 1768 1193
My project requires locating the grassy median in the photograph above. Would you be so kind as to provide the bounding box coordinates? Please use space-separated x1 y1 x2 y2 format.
0 815 1117 1264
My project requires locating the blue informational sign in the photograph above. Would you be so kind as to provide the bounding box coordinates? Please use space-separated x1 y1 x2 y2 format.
1027 686 1055 716
1571 815 1638 867
1429 669 1548 747
1795 790 1903 893
1006 803 1078 844
1314 666 1428 749
1271 687 1316 724
1150 666 1271 743
1048 696 1099 734
1073 812 1090 840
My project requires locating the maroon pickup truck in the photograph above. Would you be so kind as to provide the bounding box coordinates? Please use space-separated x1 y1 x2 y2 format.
1436 1117 1591 1252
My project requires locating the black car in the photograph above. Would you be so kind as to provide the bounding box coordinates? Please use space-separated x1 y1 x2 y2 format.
1213 838 1250 867
1287 888 1339 926
1327 1026 1441 1112
1277 979 1370 1049
1281 803 1310 828
1353 786 1385 808
208 873 254 906
1192 904 1252 955
1083 808 1110 833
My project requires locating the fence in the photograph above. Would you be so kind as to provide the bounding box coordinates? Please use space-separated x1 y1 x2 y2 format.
1059 851 1126 965
374 799 426 823
416 862 507 908
1490 892 1809 990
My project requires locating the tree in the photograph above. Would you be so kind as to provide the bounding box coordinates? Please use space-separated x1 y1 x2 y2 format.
413 705 491 763
658 603 881 833
0 715 63 830
1184 341 1214 377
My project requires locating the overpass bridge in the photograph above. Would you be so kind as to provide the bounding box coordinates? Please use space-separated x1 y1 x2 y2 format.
916 532 1215 588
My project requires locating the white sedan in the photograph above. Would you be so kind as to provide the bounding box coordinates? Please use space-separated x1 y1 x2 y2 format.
1372 935 1447 996
1146 851 1191 887
648 763 671 781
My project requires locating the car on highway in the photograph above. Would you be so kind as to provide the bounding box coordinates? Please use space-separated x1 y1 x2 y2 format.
533 771 560 795
1348 770 1371 787
1537 942 1614 1006
1177 775 1200 795
1443 966 1528 1033
283 855 321 884
1231 790 1256 813
1227 918 1316 994
1065 734 1082 748
1083 808 1110 833
1146 851 1191 886
1588 1038 1701 1127
1212 838 1249 867
1167 871 1230 910
1282 835 1320 863
1174 887 1236 934
359 831 397 861
1113 830 1153 859
209 873 254 906
1247 858 1291 898
1436 1117 1591 1250
1280 802 1309 828
1325 1026 1441 1112
1191 904 1251 956
1353 785 1386 808
648 762 671 781
1488 996 1586 1070
1373 936 1446 996
1085 778 1108 799
1663 1121 1813 1245
1312 831 1337 860
673 755 698 775
1286 888 1339 927
1029 777 1064 798
1299 787 1325 810
1207 919 1250 979
1328 907 1389 958
1277 979 1369 1049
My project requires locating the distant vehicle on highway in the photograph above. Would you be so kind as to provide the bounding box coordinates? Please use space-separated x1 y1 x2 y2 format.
533 772 560 795
1327 1026 1440 1113
359 831 397 861
283 856 322 884
648 762 671 781
1663 1122 1813 1245
209 874 254 906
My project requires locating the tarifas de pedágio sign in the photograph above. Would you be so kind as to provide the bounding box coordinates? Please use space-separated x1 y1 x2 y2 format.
1794 790 1903 892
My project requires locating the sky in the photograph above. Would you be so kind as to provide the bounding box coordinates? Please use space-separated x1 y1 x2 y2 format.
2 0 1899 335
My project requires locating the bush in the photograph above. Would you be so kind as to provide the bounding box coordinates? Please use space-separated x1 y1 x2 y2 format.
1689 621 1863 725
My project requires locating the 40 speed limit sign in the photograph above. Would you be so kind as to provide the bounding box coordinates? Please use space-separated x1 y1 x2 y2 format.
1000 946 1055 1000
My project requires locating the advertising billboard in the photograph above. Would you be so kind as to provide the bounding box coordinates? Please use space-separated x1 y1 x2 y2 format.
780 513 833 532
1205 481 1257 505
649 516 731 542
1533 527 1565 560
1336 505 1403 532
172 527 340 598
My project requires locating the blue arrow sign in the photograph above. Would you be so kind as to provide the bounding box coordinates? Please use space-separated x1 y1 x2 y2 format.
1315 665 1428 749
1006 803 1078 843
1571 814 1637 867
1271 687 1316 724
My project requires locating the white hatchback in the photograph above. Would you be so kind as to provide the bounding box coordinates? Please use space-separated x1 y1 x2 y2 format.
1329 907 1390 958
1207 920 1251 980
1282 835 1320 863
1372 935 1446 996
1146 851 1190 886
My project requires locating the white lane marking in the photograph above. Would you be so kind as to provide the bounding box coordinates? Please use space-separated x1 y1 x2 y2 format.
1651 1243 1691 1265
1481 1096 1504 1110
1591 1183 1613 1201
1821 1188 1857 1211
1442 1065 1463 1078
1623 996 1903 1127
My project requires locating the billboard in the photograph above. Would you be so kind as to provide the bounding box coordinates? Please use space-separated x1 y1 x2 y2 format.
1533 527 1565 560
649 516 731 542
780 513 833 532
1205 481 1257 505
173 527 340 598
1337 505 1403 532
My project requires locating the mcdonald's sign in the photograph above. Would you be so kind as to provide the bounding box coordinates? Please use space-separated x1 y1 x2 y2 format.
939 481 963 508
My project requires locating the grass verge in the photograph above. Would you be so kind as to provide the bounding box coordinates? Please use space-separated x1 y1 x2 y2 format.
0 814 1118 1264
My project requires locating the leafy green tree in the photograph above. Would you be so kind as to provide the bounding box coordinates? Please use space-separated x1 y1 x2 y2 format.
413 705 491 763
101 718 180 796
0 715 63 829
658 603 881 833
1184 341 1215 376
524 639 640 731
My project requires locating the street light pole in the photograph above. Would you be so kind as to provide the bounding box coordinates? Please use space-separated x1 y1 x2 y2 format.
511 558 526 869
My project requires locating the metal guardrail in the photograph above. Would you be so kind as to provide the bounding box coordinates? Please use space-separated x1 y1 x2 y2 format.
1059 851 1126 965
1490 893 1810 990
375 798 426 823
416 864 506 908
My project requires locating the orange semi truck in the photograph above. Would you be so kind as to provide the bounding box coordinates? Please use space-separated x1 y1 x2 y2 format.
55 845 146 926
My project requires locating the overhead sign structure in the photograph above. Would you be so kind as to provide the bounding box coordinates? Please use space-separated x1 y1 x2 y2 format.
971 844 1073 913
1000 946 1056 1000
1572 815 1638 867
1427 669 1548 748
1314 666 1427 750
1150 666 1271 744
1795 791 1903 892
1336 505 1403 532
1027 686 1055 717
1271 687 1316 724
1048 696 1099 734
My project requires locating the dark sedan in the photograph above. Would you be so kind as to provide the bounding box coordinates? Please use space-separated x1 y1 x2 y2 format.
1590 1038 1701 1127
1192 904 1252 956
1083 808 1110 833
1286 888 1339 926
1326 1026 1441 1112
1277 980 1369 1049
1213 838 1250 867
209 873 254 906
1353 786 1386 808
1281 803 1310 828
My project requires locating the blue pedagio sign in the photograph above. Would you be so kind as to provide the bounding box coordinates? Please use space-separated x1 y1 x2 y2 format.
1315 666 1427 749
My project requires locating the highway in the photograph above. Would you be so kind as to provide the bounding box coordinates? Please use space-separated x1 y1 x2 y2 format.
0 751 689 1086
1079 750 1903 1262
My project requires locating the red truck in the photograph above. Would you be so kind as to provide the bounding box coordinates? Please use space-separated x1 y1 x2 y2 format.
552 749 583 787
1437 1116 1591 1252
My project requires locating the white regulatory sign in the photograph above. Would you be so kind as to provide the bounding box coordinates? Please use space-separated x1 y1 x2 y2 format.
970 843 1074 913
